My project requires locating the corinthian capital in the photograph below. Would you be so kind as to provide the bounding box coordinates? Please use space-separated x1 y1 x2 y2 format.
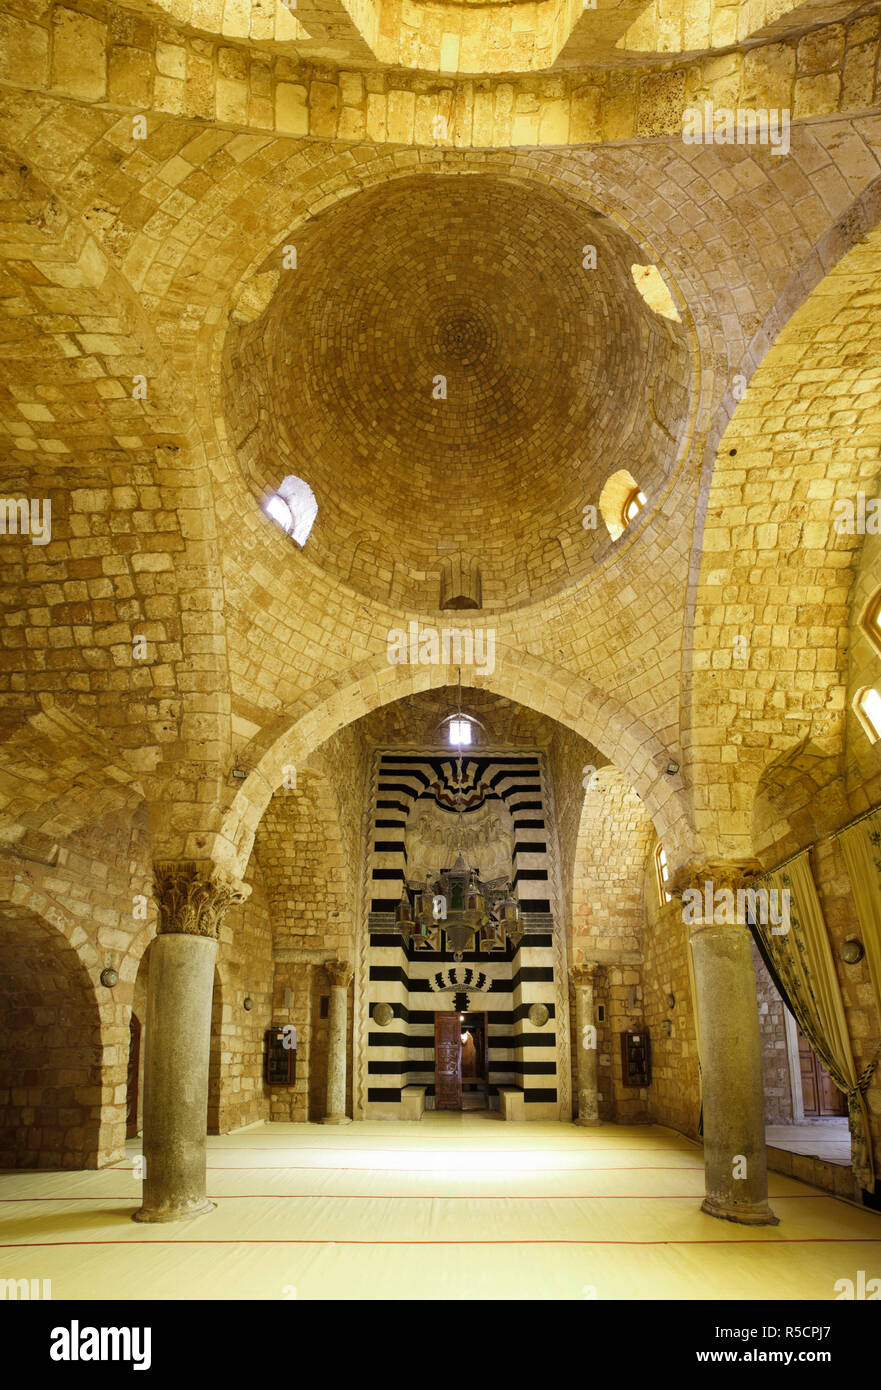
670 858 764 899
571 962 600 989
325 959 353 989
153 861 250 938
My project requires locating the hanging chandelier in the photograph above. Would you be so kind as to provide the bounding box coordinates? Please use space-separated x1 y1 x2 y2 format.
395 675 523 961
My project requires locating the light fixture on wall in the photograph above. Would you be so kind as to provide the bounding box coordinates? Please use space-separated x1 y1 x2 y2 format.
100 968 119 988
839 938 865 964
243 996 254 1011
395 672 522 961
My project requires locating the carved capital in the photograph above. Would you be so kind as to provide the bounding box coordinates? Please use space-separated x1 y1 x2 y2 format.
669 857 763 899
325 959 353 989
153 861 249 938
571 962 600 989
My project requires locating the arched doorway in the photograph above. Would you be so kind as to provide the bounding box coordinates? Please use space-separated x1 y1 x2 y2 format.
0 904 104 1168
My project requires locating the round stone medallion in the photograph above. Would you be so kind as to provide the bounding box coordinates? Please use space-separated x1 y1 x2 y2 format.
528 1003 550 1027
373 1002 394 1026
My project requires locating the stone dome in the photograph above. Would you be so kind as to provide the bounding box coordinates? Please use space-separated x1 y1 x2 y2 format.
223 171 692 610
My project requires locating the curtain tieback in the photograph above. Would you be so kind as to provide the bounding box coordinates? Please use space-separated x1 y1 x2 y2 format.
852 1039 881 1098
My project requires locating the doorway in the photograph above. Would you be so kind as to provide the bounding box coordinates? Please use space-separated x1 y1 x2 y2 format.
434 1011 489 1111
796 1024 847 1117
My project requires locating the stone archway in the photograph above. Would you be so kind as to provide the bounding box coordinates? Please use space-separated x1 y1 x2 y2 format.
0 904 106 1169
214 650 699 884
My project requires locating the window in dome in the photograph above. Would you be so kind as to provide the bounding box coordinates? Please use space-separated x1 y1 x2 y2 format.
655 843 672 903
630 264 681 322
623 487 647 528
264 475 317 546
855 687 881 743
598 470 647 541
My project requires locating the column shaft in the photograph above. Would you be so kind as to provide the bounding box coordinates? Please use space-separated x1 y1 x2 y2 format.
321 961 353 1124
573 965 600 1126
133 933 217 1222
691 922 778 1225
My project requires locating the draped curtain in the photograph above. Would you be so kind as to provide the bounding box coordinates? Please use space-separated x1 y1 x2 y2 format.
837 813 881 1026
756 851 875 1191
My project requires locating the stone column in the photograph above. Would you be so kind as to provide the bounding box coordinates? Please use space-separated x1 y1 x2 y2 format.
133 862 247 1223
572 963 601 1126
680 861 778 1226
321 960 353 1125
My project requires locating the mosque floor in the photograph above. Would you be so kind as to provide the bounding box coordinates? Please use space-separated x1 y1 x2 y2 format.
2 1115 879 1301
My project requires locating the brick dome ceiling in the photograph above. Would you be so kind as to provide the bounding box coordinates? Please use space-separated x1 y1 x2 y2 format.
223 172 693 610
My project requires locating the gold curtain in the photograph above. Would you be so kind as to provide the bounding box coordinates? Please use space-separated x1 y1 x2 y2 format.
837 813 881 1025
759 851 874 1190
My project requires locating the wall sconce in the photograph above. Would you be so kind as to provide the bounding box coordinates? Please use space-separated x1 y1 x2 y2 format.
243 996 254 1011
664 1019 674 1037
100 968 119 988
666 993 675 1009
665 762 679 776
839 939 865 965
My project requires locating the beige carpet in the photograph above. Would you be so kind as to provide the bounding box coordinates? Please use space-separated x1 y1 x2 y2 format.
2 1114 879 1300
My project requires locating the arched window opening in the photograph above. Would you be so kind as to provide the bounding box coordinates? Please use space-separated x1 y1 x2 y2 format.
655 843 672 903
448 716 473 748
598 469 647 542
855 687 881 743
264 475 318 546
630 263 681 322
623 486 647 528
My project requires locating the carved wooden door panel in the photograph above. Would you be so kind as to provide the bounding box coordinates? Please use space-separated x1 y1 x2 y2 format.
435 1012 461 1110
797 1026 846 1117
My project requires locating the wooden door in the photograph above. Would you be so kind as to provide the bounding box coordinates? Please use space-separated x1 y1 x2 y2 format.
434 1012 462 1110
797 1026 846 1117
126 1013 141 1139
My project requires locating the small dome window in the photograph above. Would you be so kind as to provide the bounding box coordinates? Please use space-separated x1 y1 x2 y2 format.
631 264 681 322
599 469 647 542
623 486 647 528
264 475 317 546
855 687 881 743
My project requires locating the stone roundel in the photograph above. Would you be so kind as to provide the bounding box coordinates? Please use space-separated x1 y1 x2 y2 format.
224 172 691 609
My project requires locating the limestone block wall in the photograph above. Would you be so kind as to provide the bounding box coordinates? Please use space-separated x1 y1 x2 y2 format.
568 769 655 1123
212 856 273 1132
4 1 881 149
642 858 701 1141
269 961 312 1122
751 937 794 1124
0 805 155 1168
